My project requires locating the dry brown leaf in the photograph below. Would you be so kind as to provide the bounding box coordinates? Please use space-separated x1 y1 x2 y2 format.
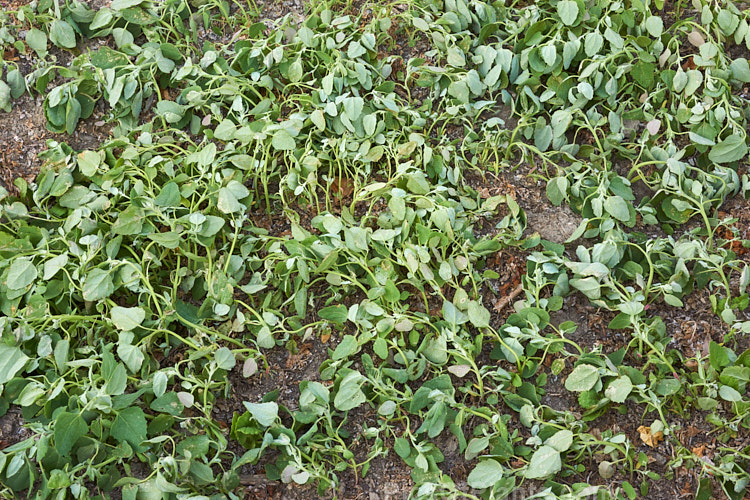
320 332 331 343
637 425 664 448
330 177 354 198
691 444 706 457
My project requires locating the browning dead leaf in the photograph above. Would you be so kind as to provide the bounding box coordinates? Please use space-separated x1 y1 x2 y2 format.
691 444 706 457
637 425 664 448
330 177 354 198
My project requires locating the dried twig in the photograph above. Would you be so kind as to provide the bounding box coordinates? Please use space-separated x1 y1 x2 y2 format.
493 283 524 312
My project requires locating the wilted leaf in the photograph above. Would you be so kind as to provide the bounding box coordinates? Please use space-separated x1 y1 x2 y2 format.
637 425 663 447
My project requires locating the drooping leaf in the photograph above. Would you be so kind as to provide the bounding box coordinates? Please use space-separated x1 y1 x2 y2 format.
467 300 491 328
333 371 366 411
54 412 88 456
0 345 29 384
82 268 115 301
709 135 747 163
214 347 236 370
557 1 579 25
605 376 633 403
242 401 278 426
111 306 146 331
467 459 504 489
7 258 37 290
49 20 77 49
271 130 296 151
525 445 562 479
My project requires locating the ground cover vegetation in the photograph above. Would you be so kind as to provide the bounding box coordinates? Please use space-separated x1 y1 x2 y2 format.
0 0 749 498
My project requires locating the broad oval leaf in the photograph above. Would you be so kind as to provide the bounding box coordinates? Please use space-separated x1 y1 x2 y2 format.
243 401 279 426
525 445 562 479
467 459 504 489
565 363 600 392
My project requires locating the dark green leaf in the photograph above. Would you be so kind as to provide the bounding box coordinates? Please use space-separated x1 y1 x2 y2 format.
54 412 88 456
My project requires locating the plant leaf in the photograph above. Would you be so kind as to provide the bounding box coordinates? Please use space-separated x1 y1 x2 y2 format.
242 401 278 426
565 363 599 392
0 345 29 384
557 1 579 25
54 412 88 456
525 445 561 479
709 135 747 163
111 407 147 448
111 306 146 331
7 258 37 290
467 459 504 489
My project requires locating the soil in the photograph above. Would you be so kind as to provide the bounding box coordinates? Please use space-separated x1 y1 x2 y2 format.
1 1 749 500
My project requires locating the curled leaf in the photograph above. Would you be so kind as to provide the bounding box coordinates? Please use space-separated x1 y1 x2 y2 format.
637 425 663 447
